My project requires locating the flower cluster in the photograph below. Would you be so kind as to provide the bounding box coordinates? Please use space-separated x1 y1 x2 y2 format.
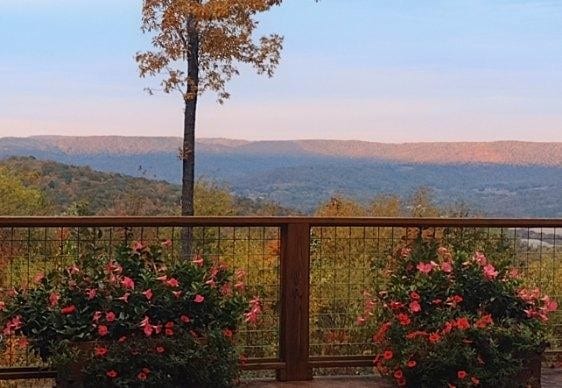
371 240 557 387
0 241 257 386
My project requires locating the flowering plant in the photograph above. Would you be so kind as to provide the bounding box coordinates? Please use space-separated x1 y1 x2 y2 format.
371 239 557 388
0 241 259 387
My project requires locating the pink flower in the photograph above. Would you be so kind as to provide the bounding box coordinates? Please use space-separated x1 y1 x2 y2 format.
121 276 135 289
475 314 493 329
107 261 123 274
95 346 108 357
61 305 77 315
446 295 463 307
223 328 233 338
194 294 205 303
234 282 245 292
165 278 180 288
180 315 191 324
473 252 487 266
140 316 154 337
172 291 182 298
3 315 23 335
441 261 453 273
161 239 172 248
49 292 60 307
542 295 558 313
455 317 470 330
143 289 153 300
437 247 452 260
86 288 97 300
400 247 412 257
98 325 109 336
192 255 204 267
416 262 433 274
92 311 102 322
409 301 421 313
117 292 130 303
132 241 144 251
383 350 393 360
106 370 118 379
409 291 420 300
518 288 540 302
245 296 263 325
397 313 411 326
68 264 80 275
33 272 45 284
483 264 498 280
106 311 116 322
356 316 366 326
429 332 441 343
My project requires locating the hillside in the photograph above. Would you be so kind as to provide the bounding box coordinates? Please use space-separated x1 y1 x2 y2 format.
0 157 291 216
3 136 562 216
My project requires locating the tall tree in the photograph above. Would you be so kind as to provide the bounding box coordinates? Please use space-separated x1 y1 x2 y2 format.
136 0 284 220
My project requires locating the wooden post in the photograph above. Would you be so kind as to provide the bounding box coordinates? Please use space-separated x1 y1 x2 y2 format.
277 222 313 381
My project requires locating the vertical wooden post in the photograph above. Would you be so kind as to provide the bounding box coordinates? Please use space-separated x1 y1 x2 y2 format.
277 222 313 381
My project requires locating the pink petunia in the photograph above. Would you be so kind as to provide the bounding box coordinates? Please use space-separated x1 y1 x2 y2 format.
194 294 205 303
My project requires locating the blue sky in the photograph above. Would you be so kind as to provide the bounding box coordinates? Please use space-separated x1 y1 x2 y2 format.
1 0 562 142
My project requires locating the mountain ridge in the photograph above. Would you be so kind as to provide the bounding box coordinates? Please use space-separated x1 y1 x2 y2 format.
2 136 562 166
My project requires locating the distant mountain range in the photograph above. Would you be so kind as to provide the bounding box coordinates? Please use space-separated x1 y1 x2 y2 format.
2 136 562 217
4 136 562 165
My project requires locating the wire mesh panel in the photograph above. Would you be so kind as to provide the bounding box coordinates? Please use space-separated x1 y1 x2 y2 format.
0 222 281 372
309 222 562 370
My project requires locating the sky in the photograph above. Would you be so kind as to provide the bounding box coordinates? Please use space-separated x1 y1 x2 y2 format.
1 0 562 142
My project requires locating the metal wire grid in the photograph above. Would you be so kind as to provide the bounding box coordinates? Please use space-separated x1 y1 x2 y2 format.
309 226 561 358
0 225 281 368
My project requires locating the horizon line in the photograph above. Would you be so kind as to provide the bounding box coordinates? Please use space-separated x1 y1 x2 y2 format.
1 135 561 145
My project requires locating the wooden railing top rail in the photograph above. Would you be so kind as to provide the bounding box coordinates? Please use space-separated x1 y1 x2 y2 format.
1 216 562 228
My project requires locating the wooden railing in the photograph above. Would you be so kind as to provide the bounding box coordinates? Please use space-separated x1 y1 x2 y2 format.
0 217 561 381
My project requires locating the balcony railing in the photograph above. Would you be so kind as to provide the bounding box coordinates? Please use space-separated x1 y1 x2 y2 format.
0 217 560 381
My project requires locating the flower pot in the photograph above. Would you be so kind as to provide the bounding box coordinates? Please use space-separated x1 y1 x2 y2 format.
518 350 544 388
54 341 98 388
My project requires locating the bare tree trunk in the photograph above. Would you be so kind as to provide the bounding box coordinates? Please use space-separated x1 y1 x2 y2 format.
180 20 200 258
